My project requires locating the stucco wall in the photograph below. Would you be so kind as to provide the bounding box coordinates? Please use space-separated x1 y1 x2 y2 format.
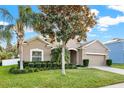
22 39 51 61
79 41 108 65
84 41 108 53
66 38 80 49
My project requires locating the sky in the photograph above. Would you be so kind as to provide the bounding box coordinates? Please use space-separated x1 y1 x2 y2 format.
0 5 124 47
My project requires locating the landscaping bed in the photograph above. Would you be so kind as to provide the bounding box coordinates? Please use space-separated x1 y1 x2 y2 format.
1 65 124 87
14 61 77 74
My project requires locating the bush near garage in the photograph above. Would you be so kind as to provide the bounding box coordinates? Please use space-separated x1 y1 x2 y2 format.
106 59 112 66
83 59 89 67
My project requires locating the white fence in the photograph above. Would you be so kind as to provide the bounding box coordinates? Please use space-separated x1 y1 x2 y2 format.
2 59 19 66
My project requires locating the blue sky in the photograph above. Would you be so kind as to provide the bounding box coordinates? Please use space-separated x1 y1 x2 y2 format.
0 5 124 47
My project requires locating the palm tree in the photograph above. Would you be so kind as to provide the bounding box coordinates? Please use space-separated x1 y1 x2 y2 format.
0 6 33 70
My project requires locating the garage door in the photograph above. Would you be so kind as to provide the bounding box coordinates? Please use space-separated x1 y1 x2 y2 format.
87 55 105 66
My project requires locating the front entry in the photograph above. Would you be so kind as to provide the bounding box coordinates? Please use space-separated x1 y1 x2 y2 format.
69 50 77 64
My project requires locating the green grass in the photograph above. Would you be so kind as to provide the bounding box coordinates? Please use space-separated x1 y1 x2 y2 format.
112 64 124 69
1 66 124 88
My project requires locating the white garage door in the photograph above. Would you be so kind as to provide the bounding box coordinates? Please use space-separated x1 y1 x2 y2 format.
87 55 105 66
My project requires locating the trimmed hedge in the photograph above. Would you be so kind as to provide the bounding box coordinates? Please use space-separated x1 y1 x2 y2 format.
83 59 89 67
18 61 77 70
106 59 112 66
9 67 40 74
76 65 84 67
9 67 27 74
10 61 77 74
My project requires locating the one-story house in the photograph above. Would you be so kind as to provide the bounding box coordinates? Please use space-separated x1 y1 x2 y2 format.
104 38 124 64
22 36 108 66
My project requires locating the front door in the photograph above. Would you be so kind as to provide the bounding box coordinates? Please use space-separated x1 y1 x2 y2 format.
70 50 77 64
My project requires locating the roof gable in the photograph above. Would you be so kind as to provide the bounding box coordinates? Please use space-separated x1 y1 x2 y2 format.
23 36 51 46
81 40 108 50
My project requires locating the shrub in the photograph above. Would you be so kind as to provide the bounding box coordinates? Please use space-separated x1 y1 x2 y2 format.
72 64 77 69
76 65 81 67
76 65 84 67
18 61 77 70
27 68 34 73
106 59 112 66
39 68 44 71
9 67 27 74
24 62 29 67
28 63 34 68
83 59 89 67
34 68 40 72
35 63 42 68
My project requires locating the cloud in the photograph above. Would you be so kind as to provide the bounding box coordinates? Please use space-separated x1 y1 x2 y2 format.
97 16 124 31
99 27 108 32
87 33 97 37
98 16 124 27
108 5 124 13
97 6 124 32
91 9 99 16
0 21 9 26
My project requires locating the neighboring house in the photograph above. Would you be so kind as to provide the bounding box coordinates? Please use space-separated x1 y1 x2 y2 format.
104 38 124 64
22 36 108 66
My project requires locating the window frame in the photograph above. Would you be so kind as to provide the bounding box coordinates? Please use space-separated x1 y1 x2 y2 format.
30 48 44 61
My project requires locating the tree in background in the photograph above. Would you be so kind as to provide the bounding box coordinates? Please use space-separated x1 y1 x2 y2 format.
32 5 97 75
0 6 33 70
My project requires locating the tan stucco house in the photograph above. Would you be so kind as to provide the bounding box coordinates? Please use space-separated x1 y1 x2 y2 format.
22 36 108 66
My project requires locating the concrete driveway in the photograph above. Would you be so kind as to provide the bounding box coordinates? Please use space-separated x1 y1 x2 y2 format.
90 66 124 75
101 83 124 88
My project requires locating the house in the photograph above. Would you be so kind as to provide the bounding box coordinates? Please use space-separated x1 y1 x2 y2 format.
104 38 124 64
67 39 108 66
22 36 108 66
22 36 52 62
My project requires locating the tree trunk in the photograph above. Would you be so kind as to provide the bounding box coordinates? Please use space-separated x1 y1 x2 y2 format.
61 43 66 75
19 38 24 70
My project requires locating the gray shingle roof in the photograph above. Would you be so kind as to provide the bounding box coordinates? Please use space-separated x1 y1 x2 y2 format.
79 40 95 47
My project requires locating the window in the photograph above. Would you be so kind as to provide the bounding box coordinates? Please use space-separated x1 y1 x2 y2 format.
30 49 43 61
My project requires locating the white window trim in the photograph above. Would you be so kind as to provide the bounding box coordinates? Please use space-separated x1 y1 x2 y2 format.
30 48 44 61
85 52 107 55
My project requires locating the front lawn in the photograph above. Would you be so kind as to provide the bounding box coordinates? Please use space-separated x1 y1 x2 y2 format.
1 66 124 88
112 64 124 69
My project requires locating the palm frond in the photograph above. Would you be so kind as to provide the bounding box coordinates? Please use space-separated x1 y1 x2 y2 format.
0 24 14 45
0 8 14 22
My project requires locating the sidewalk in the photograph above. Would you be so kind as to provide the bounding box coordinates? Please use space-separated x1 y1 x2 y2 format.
101 83 124 88
90 66 124 75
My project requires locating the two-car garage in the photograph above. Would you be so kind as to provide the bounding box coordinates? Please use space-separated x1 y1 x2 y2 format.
79 40 108 66
86 54 106 66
